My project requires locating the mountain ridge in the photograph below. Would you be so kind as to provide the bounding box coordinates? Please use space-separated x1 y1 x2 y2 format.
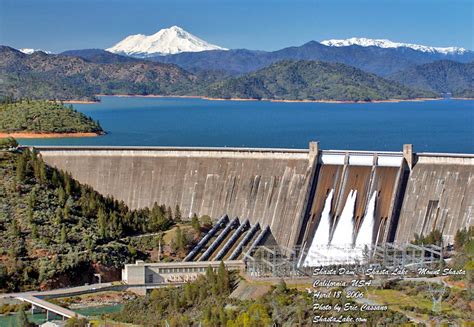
106 26 227 57
321 37 468 55
388 60 474 97
149 40 474 76
205 60 438 101
0 46 441 102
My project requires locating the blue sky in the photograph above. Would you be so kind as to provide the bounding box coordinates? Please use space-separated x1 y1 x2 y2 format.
0 0 472 52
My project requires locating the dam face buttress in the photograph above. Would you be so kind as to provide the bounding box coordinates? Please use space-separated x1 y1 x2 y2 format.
37 146 316 249
36 143 473 249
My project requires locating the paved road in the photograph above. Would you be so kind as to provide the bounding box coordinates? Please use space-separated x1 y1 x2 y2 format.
0 282 115 300
18 295 86 319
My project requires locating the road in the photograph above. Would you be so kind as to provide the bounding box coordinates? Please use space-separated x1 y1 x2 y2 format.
0 282 115 300
17 295 86 319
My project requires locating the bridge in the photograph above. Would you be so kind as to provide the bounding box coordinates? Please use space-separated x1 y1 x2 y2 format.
17 295 86 320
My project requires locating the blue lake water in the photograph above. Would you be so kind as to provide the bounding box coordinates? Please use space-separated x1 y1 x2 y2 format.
19 96 474 153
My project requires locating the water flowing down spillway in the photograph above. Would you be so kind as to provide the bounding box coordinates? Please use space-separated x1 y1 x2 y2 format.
331 190 357 246
303 190 334 266
356 192 376 246
302 189 378 267
303 190 359 266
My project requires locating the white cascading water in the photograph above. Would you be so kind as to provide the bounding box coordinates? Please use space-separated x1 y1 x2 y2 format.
330 190 357 246
356 192 376 246
353 192 377 261
303 189 378 267
318 190 357 265
303 190 358 266
303 189 334 266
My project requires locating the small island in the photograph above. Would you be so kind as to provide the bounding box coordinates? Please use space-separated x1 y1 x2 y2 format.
0 99 104 138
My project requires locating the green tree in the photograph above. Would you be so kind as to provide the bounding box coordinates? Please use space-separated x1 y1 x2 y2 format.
60 224 67 244
31 224 38 240
16 154 26 182
8 219 20 238
97 208 107 239
191 214 200 233
173 227 186 252
216 261 230 295
174 204 182 222
0 137 18 149
200 215 212 229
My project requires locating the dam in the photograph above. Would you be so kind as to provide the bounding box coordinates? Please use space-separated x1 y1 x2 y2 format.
35 143 473 255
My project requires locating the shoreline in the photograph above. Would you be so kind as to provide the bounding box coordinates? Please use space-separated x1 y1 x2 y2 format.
0 132 104 139
61 100 99 104
451 97 474 101
93 94 445 104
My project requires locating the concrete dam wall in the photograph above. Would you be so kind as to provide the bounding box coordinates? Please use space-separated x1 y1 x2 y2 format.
395 154 474 244
37 146 317 249
35 144 473 249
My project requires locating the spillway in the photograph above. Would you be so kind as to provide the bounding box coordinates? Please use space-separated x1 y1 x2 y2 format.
331 190 357 246
302 189 333 266
356 192 376 246
297 149 407 266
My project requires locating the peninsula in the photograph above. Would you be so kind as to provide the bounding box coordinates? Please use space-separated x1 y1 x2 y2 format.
0 99 104 138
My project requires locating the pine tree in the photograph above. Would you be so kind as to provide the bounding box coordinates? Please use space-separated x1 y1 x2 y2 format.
16 154 26 182
54 207 63 225
64 173 72 195
51 170 59 187
166 206 173 222
205 265 216 292
173 227 186 252
97 208 107 239
191 214 200 233
9 219 20 238
60 224 67 244
174 205 182 222
57 186 66 206
28 189 37 209
31 224 38 240
217 261 230 295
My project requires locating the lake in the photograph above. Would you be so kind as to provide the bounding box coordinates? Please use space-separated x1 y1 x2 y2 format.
19 96 474 153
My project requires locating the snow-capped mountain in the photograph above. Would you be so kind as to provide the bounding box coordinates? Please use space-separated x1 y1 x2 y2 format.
19 48 52 54
321 37 468 55
106 26 227 57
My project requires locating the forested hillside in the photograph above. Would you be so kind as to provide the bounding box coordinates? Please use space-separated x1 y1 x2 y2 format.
111 268 409 326
0 149 196 291
388 60 474 97
206 60 437 101
0 46 199 101
0 100 103 134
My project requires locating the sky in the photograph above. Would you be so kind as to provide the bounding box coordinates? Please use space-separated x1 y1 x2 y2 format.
0 0 472 53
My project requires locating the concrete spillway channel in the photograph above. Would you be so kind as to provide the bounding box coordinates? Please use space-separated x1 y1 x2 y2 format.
228 223 261 260
184 215 229 262
213 220 250 261
199 217 240 261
